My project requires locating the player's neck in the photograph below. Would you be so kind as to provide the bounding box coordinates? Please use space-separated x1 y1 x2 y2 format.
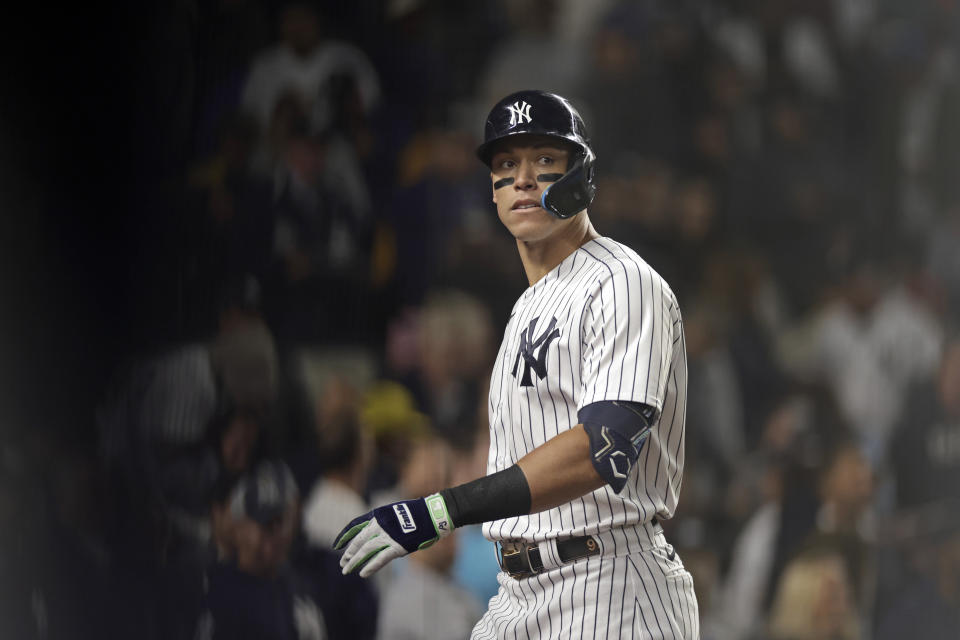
517 214 599 286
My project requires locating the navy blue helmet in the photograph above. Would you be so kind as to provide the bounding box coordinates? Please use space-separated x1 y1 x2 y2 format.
477 90 597 219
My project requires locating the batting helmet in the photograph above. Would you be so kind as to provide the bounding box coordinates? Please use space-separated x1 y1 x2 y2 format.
477 90 597 219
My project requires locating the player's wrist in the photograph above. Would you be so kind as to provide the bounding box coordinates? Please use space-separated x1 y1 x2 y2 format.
424 492 454 543
440 463 532 527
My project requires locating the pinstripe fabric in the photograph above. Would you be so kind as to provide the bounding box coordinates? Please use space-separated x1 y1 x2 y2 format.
475 237 697 638
98 344 218 464
482 238 687 547
471 532 700 639
472 238 700 640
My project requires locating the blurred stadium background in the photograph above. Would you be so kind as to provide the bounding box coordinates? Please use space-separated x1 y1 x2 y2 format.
2 0 959 638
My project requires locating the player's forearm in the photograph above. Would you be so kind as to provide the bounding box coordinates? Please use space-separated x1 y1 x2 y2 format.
441 425 604 527
443 400 654 527
336 426 607 576
517 425 606 513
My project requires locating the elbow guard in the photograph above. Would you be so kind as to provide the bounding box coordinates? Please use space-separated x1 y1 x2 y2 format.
580 401 655 493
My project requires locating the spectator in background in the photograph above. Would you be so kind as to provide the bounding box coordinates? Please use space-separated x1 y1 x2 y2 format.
677 249 789 555
708 393 814 640
368 428 451 512
778 247 944 464
891 338 960 510
97 342 220 567
925 204 960 323
414 290 493 443
741 89 852 312
586 155 676 281
706 0 843 106
199 459 326 640
387 130 492 306
665 177 723 290
156 401 268 556
95 314 281 636
682 295 747 488
262 89 375 343
875 502 960 640
474 0 586 120
244 43 377 273
768 428 875 611
708 393 869 640
97 312 278 494
381 290 494 445
361 389 488 638
376 531 483 640
368 0 472 188
343 379 427 497
301 408 372 550
210 317 281 416
240 1 379 167
886 21 960 235
235 5 380 348
295 380 417 640
357 377 500 609
708 450 787 640
691 248 793 448
815 441 876 541
185 113 275 324
766 547 860 640
579 1 703 168
807 441 878 628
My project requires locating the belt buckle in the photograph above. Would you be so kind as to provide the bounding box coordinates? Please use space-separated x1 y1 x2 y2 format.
498 542 532 580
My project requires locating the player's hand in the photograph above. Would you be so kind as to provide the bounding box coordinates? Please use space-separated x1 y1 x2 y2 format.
333 492 453 577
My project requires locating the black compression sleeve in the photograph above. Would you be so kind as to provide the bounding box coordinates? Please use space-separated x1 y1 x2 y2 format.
440 464 532 528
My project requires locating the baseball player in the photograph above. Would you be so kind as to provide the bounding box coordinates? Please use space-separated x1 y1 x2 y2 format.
335 90 699 639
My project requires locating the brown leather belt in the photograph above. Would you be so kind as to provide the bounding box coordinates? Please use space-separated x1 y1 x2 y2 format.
496 535 601 579
495 518 663 580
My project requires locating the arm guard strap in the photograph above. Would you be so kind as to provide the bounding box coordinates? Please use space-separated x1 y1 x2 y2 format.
579 401 656 493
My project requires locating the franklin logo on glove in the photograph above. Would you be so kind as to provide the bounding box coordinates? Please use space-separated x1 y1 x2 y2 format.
393 504 416 533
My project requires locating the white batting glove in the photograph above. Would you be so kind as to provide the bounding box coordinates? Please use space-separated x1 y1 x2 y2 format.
333 493 453 578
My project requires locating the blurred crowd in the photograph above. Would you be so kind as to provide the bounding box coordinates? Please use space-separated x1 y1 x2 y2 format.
3 0 960 638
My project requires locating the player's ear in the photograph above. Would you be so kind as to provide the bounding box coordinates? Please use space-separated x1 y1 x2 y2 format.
491 175 498 203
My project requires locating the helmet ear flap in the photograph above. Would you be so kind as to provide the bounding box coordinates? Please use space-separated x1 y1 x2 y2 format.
540 152 597 219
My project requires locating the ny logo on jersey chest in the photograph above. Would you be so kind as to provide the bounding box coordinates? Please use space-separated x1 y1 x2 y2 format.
512 316 560 387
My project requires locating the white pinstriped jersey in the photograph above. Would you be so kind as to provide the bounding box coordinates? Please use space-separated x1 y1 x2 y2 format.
482 236 687 547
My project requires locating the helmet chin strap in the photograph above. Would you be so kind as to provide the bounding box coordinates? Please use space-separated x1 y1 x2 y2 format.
540 154 596 219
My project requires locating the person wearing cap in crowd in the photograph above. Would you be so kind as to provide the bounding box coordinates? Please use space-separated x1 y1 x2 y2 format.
197 459 326 640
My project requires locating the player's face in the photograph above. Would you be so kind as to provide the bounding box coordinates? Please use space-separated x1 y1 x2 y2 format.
490 136 572 244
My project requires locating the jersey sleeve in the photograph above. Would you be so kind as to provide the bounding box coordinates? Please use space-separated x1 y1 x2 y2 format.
578 263 677 414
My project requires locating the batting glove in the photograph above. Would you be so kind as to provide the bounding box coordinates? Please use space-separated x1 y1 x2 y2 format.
333 493 453 577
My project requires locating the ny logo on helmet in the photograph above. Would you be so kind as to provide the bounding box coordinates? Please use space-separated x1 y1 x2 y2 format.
507 101 532 126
